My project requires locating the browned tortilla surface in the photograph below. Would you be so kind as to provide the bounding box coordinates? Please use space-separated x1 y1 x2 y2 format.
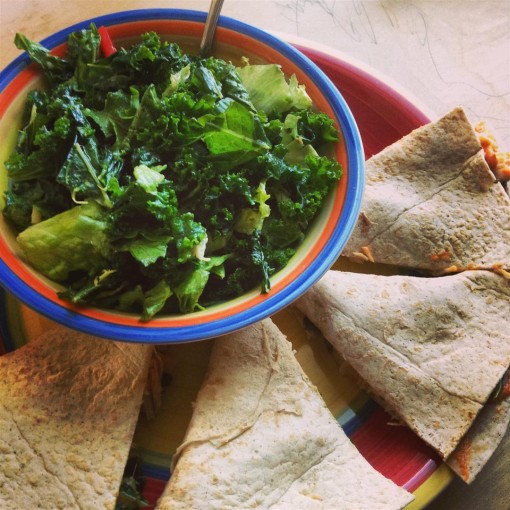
0 326 153 510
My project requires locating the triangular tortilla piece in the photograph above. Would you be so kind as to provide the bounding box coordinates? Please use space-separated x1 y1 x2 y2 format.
0 325 153 510
447 376 510 483
343 107 510 273
156 319 413 510
294 270 510 459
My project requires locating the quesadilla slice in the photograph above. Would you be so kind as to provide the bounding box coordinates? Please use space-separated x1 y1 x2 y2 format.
343 107 510 273
156 319 413 509
0 325 153 510
294 270 510 460
447 369 510 483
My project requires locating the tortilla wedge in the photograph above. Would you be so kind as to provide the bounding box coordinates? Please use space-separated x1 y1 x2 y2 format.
294 270 510 461
156 318 413 509
447 372 510 483
343 107 510 273
0 325 153 510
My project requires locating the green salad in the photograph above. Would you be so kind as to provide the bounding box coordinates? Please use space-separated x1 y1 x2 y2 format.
3 24 342 320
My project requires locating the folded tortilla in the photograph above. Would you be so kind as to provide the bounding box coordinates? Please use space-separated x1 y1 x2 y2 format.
294 270 510 460
156 319 413 509
0 325 153 510
343 107 510 273
447 375 510 483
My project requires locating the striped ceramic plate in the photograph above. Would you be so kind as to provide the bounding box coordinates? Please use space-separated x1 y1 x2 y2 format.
0 36 453 508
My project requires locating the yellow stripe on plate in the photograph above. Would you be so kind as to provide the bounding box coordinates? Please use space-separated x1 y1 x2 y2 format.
407 463 454 510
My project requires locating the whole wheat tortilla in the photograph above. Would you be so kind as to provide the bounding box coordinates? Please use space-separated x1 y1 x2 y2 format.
0 326 153 510
447 384 510 483
343 107 510 273
156 319 413 510
294 270 510 459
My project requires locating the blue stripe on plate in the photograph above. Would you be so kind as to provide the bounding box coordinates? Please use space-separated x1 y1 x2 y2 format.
141 462 170 481
340 398 380 437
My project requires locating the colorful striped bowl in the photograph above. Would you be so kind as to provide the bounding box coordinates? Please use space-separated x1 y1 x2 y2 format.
0 9 364 343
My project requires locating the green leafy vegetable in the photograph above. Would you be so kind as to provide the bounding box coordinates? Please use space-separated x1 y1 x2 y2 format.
235 63 312 114
3 25 342 317
14 33 74 86
16 202 109 281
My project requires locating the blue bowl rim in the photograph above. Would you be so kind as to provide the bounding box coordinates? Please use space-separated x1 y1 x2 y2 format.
0 8 364 343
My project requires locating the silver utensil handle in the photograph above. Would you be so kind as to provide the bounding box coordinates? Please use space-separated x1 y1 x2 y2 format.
199 0 225 57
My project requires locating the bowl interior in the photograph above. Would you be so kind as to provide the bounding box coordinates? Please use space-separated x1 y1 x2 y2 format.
0 10 363 342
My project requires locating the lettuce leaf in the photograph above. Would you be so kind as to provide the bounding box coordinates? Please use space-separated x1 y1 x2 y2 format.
235 63 312 114
16 202 109 281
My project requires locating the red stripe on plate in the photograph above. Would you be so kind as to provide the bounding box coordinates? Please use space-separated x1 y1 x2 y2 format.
297 47 431 158
142 477 167 508
350 407 441 491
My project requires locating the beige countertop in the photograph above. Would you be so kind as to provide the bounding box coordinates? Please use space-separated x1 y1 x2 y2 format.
1 1 509 509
